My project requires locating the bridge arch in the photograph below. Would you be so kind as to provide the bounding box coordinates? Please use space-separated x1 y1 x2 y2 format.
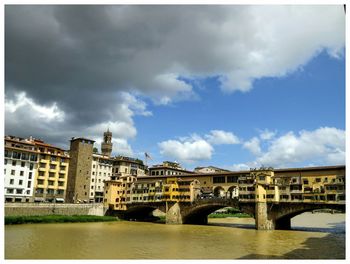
271 203 345 230
123 203 166 221
213 186 225 198
227 186 238 199
179 199 242 225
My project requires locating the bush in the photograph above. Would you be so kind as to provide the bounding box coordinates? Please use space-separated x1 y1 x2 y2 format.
5 215 119 225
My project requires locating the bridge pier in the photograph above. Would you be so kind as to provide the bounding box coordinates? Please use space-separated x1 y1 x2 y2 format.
255 202 276 230
166 203 183 224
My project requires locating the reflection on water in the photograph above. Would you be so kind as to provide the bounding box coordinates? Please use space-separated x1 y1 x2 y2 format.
5 212 345 259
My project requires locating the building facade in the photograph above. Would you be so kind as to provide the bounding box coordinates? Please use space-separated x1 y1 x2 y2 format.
90 153 114 202
149 161 194 177
104 175 137 210
33 139 69 202
113 156 147 177
66 137 95 203
4 136 39 202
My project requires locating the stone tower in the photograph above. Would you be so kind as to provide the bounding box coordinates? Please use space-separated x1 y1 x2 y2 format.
101 129 113 157
66 137 95 203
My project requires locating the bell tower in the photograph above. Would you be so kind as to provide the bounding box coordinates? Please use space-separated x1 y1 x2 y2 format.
101 128 113 157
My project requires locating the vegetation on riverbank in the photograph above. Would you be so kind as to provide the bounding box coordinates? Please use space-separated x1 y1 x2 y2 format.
208 212 251 218
5 215 120 225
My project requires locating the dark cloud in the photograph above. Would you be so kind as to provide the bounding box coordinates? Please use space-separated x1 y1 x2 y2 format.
5 5 344 150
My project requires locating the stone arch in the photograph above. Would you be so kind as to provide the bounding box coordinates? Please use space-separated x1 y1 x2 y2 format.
213 186 225 198
272 203 345 230
123 204 162 221
227 186 238 199
182 204 229 224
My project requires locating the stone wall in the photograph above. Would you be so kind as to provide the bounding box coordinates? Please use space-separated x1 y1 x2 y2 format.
5 203 106 217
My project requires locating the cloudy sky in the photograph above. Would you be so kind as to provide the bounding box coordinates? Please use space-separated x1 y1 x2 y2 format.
5 5 345 170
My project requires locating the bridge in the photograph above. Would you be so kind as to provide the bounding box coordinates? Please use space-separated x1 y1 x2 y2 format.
108 198 345 230
104 165 345 230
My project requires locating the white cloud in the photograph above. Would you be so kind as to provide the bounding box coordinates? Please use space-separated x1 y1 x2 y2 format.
243 137 262 156
5 92 65 122
158 136 214 163
230 163 251 171
5 91 151 154
259 129 276 141
119 92 152 116
205 130 240 145
256 127 345 167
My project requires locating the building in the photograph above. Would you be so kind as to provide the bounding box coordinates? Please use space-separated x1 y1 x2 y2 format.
4 135 70 203
33 139 70 202
149 161 194 177
194 166 231 174
90 153 114 202
104 175 137 210
101 129 113 157
113 156 147 177
66 129 148 203
4 136 39 202
66 137 95 203
132 179 164 203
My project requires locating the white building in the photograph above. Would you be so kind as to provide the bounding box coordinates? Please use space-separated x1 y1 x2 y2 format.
90 153 114 202
4 136 39 202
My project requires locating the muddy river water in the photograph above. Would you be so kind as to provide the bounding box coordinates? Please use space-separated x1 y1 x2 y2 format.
5 212 345 259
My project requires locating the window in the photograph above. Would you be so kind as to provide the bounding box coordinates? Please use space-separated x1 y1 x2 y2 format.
5 159 7 165
7 189 14 194
39 171 45 176
51 157 56 162
50 165 56 170
11 170 15 175
30 154 38 161
37 179 44 185
19 180 23 185
21 161 25 167
303 179 309 185
29 163 34 170
61 158 66 163
316 178 321 183
21 153 29 160
16 189 23 194
12 160 16 166
227 176 238 183
13 152 21 159
20 171 24 176
10 179 14 185
49 172 55 178
27 181 31 188
259 176 265 181
213 176 225 183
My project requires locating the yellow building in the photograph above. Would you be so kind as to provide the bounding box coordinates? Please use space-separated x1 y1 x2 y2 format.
103 175 136 210
33 139 69 202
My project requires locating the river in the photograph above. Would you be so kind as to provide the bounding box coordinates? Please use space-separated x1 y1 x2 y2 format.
5 212 345 259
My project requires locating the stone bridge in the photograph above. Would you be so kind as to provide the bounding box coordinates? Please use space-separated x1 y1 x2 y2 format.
109 199 345 230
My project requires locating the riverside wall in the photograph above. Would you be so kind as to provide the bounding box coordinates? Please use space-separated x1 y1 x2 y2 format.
4 203 107 217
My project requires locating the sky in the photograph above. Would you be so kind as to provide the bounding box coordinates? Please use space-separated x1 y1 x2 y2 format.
4 5 346 171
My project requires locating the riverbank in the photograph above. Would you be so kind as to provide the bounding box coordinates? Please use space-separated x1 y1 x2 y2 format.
208 213 251 218
5 215 120 225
